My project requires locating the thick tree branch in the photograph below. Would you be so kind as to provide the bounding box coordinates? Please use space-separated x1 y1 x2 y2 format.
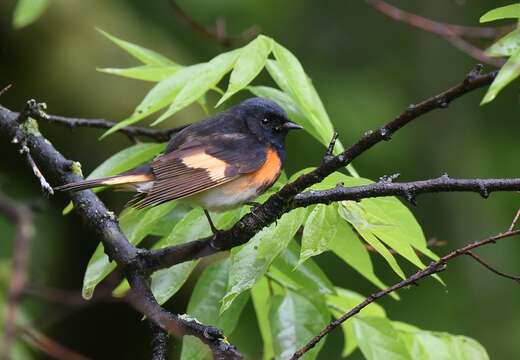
291 227 520 359
141 67 498 273
0 104 242 360
293 175 520 207
150 322 169 360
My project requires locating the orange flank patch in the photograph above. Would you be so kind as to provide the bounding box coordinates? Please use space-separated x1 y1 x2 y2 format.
222 148 281 194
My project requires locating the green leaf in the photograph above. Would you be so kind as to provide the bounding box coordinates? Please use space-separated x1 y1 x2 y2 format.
353 316 413 360
150 209 239 305
101 63 206 138
299 204 340 264
339 202 406 279
271 43 334 145
486 29 520 57
97 29 176 66
273 239 334 295
221 208 305 313
327 287 386 357
393 321 490 360
180 259 249 360
251 277 275 360
153 50 240 125
328 220 392 295
481 47 520 104
150 208 209 305
62 143 165 214
81 202 176 299
98 65 181 82
480 4 520 23
12 0 50 29
217 35 273 106
336 175 438 278
269 290 330 360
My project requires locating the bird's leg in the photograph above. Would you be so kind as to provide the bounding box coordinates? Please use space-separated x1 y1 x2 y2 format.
203 208 220 235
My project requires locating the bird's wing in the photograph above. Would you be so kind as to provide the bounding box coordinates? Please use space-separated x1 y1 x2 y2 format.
129 133 268 209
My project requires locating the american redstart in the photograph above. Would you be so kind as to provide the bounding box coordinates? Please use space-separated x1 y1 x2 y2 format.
55 98 302 232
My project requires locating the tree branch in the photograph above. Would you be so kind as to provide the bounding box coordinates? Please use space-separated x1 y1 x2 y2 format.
17 100 181 143
0 193 34 360
366 0 507 67
291 227 520 359
169 0 260 48
150 322 169 360
140 67 498 273
293 175 520 208
0 103 242 360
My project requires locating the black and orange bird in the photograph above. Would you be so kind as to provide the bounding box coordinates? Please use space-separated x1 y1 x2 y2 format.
55 98 302 232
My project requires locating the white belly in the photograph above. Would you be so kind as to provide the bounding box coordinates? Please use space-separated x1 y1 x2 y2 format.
185 176 263 211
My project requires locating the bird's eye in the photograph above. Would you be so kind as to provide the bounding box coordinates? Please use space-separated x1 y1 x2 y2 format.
262 118 269 125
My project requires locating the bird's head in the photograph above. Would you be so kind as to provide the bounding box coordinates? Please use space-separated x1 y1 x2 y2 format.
235 97 302 147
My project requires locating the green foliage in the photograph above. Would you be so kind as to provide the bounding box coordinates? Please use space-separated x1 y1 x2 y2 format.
82 202 176 299
12 0 50 29
97 29 178 66
221 207 305 313
480 4 520 23
269 290 330 360
72 33 492 359
480 4 520 104
217 35 273 106
327 288 489 360
180 259 249 360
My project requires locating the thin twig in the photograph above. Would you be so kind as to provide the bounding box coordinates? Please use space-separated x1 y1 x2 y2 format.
508 208 520 231
290 228 520 359
366 0 507 67
25 109 181 143
366 0 512 39
465 251 520 283
0 194 34 360
20 327 91 360
169 0 260 48
445 36 505 68
0 84 12 97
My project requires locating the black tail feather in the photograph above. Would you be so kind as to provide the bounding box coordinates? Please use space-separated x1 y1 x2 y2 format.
54 177 117 192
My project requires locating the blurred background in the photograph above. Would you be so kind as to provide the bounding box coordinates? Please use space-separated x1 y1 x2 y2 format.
1 0 519 358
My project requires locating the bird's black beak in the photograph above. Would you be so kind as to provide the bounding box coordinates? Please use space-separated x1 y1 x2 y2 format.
283 121 303 130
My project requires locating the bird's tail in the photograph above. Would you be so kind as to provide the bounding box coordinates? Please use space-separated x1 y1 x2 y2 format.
55 167 154 192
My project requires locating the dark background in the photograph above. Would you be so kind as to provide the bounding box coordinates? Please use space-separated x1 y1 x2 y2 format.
1 0 519 359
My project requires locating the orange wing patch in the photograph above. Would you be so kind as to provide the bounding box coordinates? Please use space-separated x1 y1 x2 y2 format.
180 150 229 181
